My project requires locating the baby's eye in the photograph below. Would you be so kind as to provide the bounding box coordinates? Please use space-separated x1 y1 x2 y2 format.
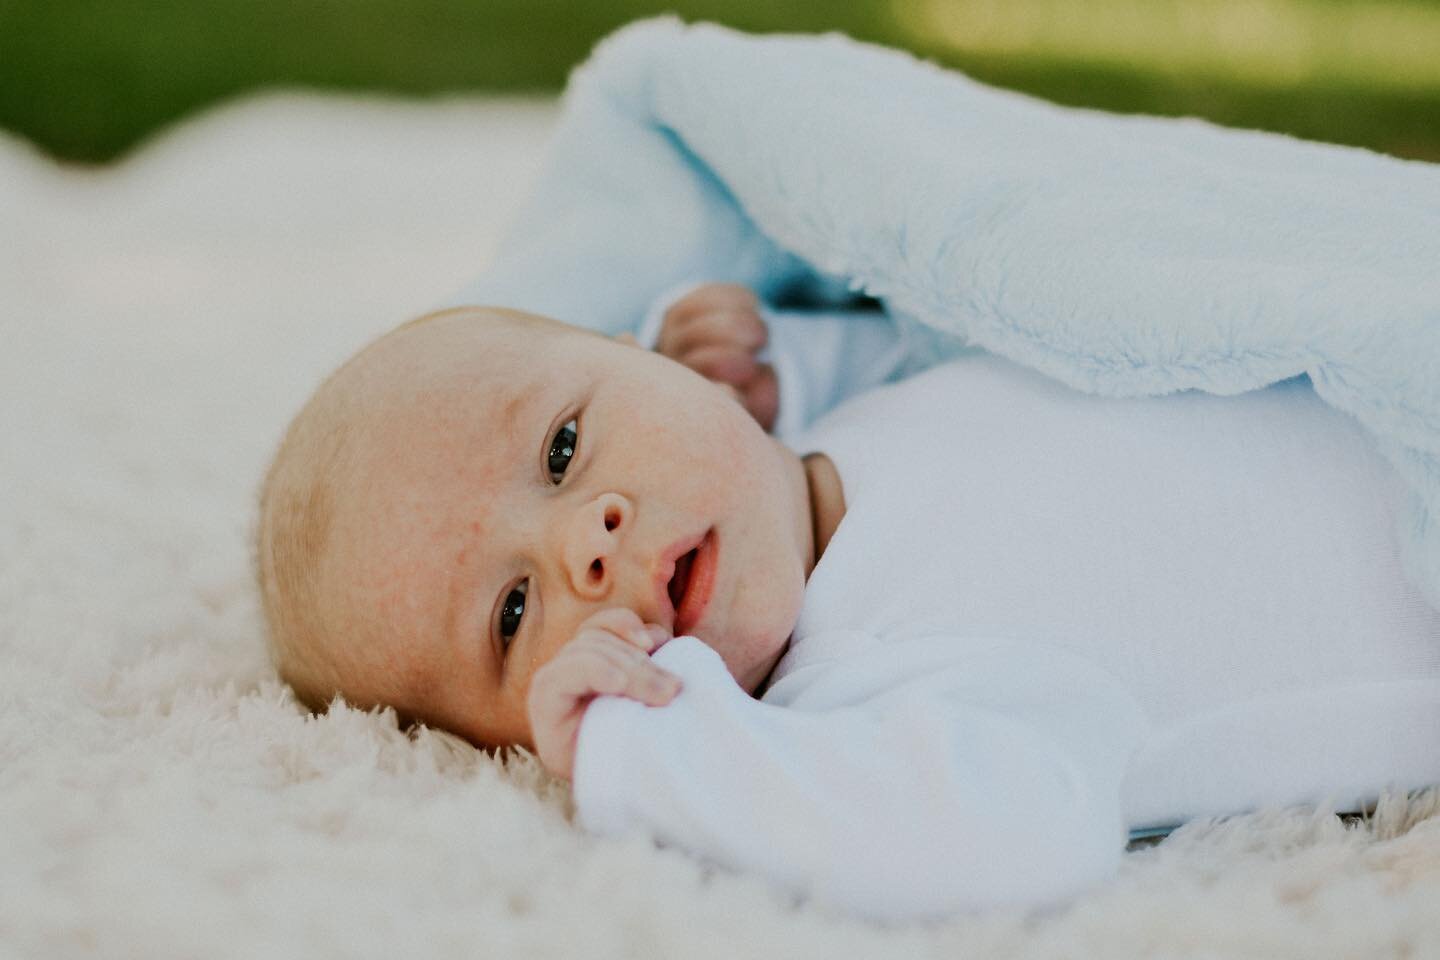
547 418 578 484
499 581 528 644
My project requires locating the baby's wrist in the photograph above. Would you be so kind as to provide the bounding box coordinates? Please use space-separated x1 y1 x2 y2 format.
636 279 711 349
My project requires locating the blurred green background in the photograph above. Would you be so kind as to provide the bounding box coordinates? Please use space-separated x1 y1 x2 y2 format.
3 0 1438 166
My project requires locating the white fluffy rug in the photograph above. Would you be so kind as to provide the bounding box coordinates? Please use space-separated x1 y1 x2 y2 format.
4 91 1440 959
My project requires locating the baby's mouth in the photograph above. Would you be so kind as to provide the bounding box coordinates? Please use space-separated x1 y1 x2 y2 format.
668 547 698 610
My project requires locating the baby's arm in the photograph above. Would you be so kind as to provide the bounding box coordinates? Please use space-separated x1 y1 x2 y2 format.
639 283 919 443
572 634 1148 921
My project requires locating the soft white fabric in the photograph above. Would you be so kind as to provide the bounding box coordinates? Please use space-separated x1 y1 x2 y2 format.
575 336 1440 919
790 354 1440 830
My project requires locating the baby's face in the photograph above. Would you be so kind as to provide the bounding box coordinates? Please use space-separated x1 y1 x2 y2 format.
320 308 815 750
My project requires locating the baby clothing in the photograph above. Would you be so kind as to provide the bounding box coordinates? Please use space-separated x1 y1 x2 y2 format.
579 297 1440 921
791 350 1440 828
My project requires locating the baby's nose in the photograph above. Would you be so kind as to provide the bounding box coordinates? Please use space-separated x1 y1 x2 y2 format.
560 493 630 597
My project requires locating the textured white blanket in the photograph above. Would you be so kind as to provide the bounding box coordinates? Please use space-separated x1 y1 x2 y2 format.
2 91 1438 959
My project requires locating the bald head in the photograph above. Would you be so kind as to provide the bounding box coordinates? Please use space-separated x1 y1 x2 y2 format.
254 305 572 716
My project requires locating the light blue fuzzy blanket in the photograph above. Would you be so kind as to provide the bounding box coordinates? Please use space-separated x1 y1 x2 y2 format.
447 17 1440 608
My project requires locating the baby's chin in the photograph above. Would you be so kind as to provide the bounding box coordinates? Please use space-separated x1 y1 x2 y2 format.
703 623 793 696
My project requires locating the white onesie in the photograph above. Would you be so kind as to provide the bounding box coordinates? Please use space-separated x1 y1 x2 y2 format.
577 296 1440 921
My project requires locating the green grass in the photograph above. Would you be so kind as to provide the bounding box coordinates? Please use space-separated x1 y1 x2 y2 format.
2 0 1437 165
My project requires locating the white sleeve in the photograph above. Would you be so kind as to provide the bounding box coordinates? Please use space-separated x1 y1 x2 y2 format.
636 283 916 444
573 634 1148 921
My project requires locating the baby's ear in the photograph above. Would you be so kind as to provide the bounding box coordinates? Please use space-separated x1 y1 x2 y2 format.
613 332 639 347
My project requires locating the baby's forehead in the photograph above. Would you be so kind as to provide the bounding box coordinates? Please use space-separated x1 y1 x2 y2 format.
325 304 603 488
337 309 556 407
333 312 563 486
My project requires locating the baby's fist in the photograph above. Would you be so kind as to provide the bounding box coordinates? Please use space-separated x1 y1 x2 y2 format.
657 283 779 432
525 608 682 781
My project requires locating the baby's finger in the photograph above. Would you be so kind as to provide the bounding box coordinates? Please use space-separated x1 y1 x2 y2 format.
566 636 645 686
659 307 767 359
564 639 683 706
680 343 759 387
574 607 655 650
740 362 780 432
665 283 759 323
529 641 628 713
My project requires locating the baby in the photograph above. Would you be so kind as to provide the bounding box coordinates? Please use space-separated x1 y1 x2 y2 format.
258 282 1440 920
258 285 826 764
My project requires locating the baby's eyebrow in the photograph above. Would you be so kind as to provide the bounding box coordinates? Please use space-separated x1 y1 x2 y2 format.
500 387 529 425
441 529 499 688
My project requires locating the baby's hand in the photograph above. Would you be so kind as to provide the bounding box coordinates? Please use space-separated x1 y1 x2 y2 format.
526 607 681 782
656 283 779 432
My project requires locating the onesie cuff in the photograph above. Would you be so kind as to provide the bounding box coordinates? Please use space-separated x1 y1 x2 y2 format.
571 636 739 838
572 693 642 838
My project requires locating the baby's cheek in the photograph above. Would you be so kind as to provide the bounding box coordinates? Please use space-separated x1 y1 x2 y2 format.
711 391 767 458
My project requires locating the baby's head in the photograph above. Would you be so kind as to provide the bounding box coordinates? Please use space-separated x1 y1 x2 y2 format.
256 306 815 750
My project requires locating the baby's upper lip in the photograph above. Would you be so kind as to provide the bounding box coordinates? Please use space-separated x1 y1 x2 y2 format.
652 530 706 633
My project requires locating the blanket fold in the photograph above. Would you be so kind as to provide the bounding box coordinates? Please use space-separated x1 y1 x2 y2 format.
445 17 1440 607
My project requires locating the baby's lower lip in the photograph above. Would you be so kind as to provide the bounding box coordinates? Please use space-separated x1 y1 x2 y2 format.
675 529 717 636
